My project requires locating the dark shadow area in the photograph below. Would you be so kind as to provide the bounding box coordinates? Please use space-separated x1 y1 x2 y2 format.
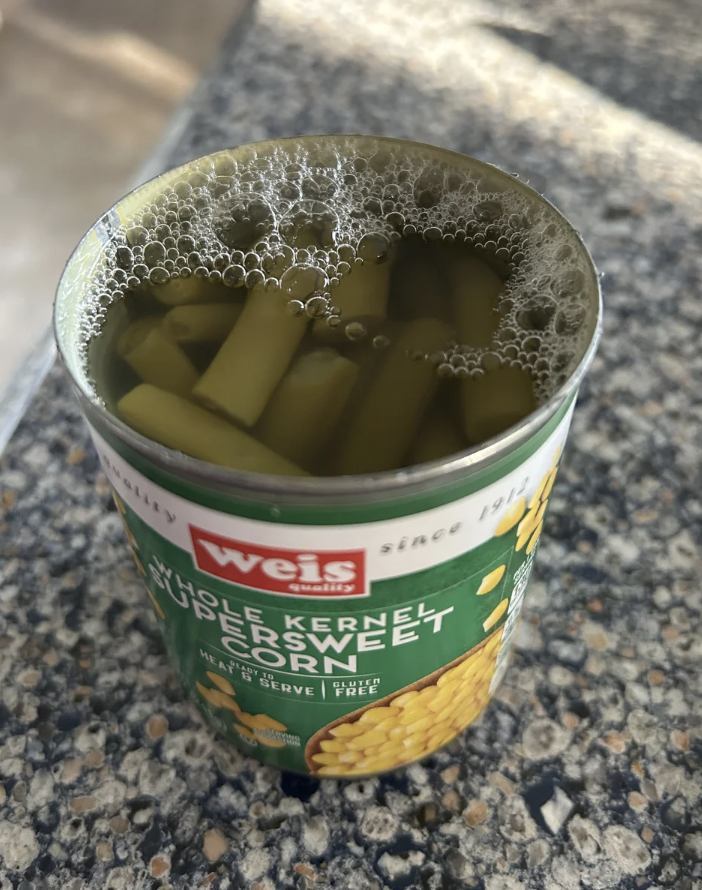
484 0 702 143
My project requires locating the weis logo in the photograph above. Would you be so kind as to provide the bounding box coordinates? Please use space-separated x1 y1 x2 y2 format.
189 527 367 598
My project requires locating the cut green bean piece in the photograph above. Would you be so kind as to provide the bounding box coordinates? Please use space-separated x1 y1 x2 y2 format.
256 349 359 470
116 317 161 358
118 384 308 476
335 318 455 475
152 276 231 306
314 259 391 340
461 365 536 445
391 247 451 321
447 252 503 348
163 303 243 343
407 402 465 465
123 327 199 397
193 283 309 426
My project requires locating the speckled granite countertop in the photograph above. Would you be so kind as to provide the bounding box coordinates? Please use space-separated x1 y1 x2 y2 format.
2 1 702 888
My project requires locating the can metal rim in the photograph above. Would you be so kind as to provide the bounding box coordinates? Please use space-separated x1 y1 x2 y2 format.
54 136 602 504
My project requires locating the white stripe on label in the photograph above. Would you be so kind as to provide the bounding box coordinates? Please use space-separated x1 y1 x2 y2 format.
90 403 573 586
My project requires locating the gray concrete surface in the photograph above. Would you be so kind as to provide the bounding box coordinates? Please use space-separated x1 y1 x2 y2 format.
2 0 702 887
0 0 247 409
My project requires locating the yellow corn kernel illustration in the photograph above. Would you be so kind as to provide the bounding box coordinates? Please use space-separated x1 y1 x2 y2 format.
206 672 236 696
493 497 526 536
517 507 539 539
250 714 288 732
483 598 509 632
147 590 165 620
528 471 551 510
119 515 139 550
526 521 544 555
542 472 557 501
195 682 240 713
233 724 255 740
132 551 147 576
196 682 222 708
476 564 506 595
306 629 503 776
112 491 127 515
515 525 533 551
215 694 241 715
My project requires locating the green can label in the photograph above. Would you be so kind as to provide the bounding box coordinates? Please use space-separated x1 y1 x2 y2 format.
90 402 573 776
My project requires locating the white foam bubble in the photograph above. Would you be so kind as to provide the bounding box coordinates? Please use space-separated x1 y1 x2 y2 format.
79 137 595 402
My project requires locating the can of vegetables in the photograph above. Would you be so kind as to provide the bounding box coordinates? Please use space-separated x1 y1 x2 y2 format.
54 136 601 776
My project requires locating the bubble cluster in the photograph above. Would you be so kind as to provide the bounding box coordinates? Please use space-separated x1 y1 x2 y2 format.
79 136 596 405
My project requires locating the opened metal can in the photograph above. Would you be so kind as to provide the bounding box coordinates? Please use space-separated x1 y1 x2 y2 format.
54 136 601 777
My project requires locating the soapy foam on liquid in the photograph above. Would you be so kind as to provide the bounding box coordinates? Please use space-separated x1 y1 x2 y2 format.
78 137 595 405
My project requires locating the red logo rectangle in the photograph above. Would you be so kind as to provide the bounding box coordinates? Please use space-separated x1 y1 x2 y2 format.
189 526 367 598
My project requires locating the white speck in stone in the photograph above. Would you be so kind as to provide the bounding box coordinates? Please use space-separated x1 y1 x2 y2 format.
406 763 429 784
55 626 80 648
548 665 576 687
6 735 26 757
548 638 587 665
278 796 304 816
48 841 66 862
604 534 640 565
59 815 87 844
138 760 176 796
485 876 524 890
652 586 672 609
343 779 378 804
132 806 154 827
303 815 329 856
683 832 702 861
498 796 538 842
1 470 26 490
445 849 474 880
278 836 297 867
360 805 399 842
670 605 692 630
604 825 651 874
378 850 425 879
105 867 134 889
548 856 581 890
541 787 575 834
118 748 149 781
648 760 701 802
521 719 572 761
212 741 244 778
246 828 265 848
241 849 270 880
625 681 650 706
568 815 603 862
0 820 39 871
527 839 550 867
162 729 212 766
626 709 659 744
96 779 127 816
666 529 700 570
75 723 106 752
215 784 248 816
23 444 51 470
186 766 215 793
0 585 19 604
28 770 54 810
515 620 543 652
0 757 24 779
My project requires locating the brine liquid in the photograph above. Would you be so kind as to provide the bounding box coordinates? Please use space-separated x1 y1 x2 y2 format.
80 136 596 476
